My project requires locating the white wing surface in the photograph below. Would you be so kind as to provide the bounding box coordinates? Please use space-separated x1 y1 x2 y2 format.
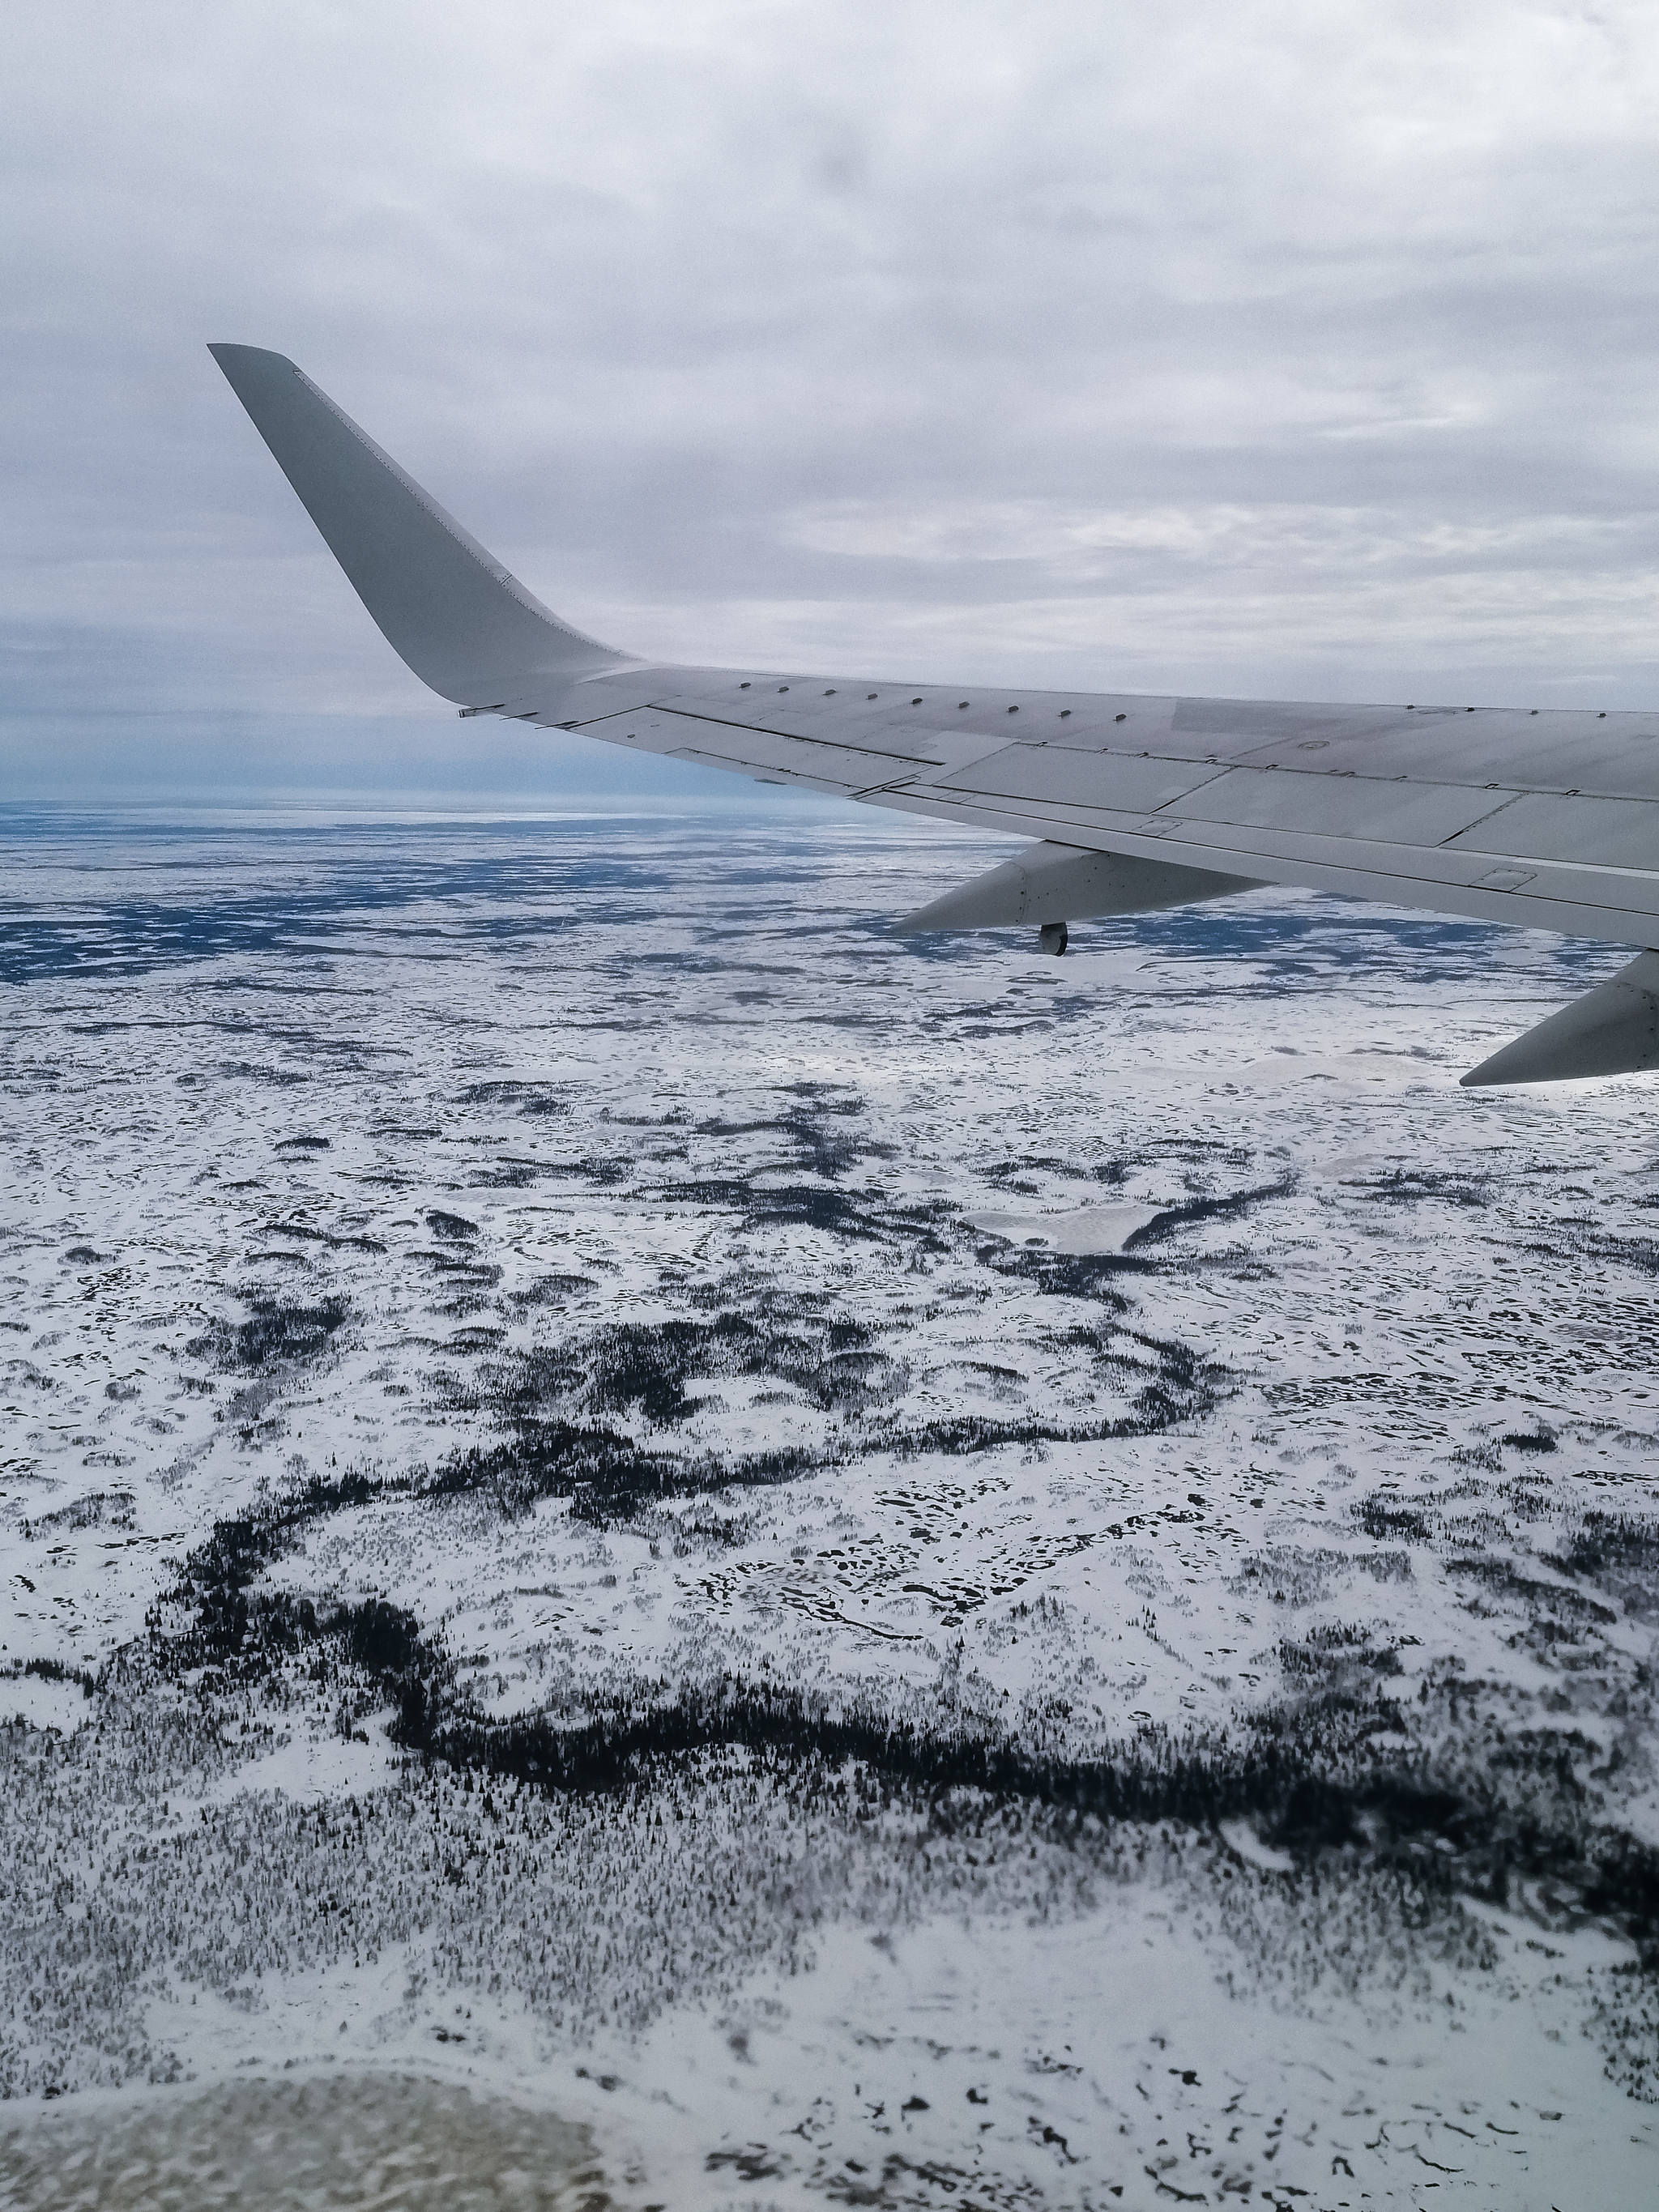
210 346 1659 1086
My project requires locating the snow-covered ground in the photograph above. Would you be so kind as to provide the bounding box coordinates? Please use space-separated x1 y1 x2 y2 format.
2 802 1657 2208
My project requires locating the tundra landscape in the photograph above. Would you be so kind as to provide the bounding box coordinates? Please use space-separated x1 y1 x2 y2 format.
2 803 1657 2210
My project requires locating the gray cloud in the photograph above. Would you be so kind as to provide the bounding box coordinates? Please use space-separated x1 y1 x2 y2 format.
5 1 1659 799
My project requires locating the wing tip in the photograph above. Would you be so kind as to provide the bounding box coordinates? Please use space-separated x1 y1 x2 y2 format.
207 341 299 378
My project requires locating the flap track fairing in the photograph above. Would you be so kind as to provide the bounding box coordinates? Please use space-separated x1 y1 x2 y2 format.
1461 950 1659 1085
895 841 1265 934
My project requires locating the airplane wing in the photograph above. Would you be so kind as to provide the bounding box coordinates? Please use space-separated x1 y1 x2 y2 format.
209 344 1659 1087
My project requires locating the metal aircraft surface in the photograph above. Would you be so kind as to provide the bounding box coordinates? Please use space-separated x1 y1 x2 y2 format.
210 344 1659 1087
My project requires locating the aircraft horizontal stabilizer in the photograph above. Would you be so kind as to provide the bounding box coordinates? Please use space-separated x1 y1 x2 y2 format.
895 841 1263 934
1461 950 1659 1085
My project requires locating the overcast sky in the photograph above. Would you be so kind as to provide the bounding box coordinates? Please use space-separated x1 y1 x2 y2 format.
6 1 1659 801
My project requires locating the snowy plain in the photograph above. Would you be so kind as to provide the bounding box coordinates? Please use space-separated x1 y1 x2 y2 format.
2 800 1657 2210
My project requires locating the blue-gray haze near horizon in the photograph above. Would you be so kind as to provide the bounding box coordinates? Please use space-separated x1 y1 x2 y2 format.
2 806 1657 2207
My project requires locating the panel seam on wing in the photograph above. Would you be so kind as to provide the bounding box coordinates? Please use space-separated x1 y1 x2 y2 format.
652 705 948 768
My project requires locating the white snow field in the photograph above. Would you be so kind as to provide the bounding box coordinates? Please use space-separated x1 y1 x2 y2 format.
2 803 1657 2209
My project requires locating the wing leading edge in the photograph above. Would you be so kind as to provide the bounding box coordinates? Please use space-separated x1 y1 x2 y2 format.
209 345 1659 1085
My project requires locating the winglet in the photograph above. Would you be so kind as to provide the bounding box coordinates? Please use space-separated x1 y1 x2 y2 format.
1461 949 1659 1085
209 344 629 705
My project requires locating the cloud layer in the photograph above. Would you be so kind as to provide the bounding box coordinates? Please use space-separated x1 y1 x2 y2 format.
6 2 1659 795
